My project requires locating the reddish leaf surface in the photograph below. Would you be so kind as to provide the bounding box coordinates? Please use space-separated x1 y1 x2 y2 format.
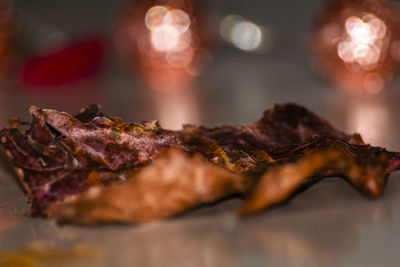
1 104 399 223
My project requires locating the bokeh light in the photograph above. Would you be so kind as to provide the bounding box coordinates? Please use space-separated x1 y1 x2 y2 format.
147 7 191 53
114 0 213 92
337 14 387 70
145 6 169 31
309 0 400 94
231 21 262 51
219 14 272 53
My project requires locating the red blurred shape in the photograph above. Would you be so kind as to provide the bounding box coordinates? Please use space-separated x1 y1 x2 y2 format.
0 1 14 81
22 37 104 88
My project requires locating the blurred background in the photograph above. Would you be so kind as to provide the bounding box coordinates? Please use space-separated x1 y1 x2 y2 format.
1 1 400 266
0 0 400 150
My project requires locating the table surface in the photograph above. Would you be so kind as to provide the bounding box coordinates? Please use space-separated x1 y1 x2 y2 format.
1 0 400 266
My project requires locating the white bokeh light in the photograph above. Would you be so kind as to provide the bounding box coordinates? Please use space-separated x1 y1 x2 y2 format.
338 14 388 70
231 21 262 51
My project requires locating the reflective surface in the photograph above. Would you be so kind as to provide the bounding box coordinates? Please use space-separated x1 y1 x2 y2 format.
1 0 400 266
1 161 400 267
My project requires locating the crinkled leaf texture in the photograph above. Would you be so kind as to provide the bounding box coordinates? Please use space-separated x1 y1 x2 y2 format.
0 104 399 224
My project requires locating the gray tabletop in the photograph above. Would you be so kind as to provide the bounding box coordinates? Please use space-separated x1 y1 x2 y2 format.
1 0 400 266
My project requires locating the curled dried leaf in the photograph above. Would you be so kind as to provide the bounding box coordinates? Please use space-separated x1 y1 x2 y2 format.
240 139 400 215
50 149 249 224
0 103 399 224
